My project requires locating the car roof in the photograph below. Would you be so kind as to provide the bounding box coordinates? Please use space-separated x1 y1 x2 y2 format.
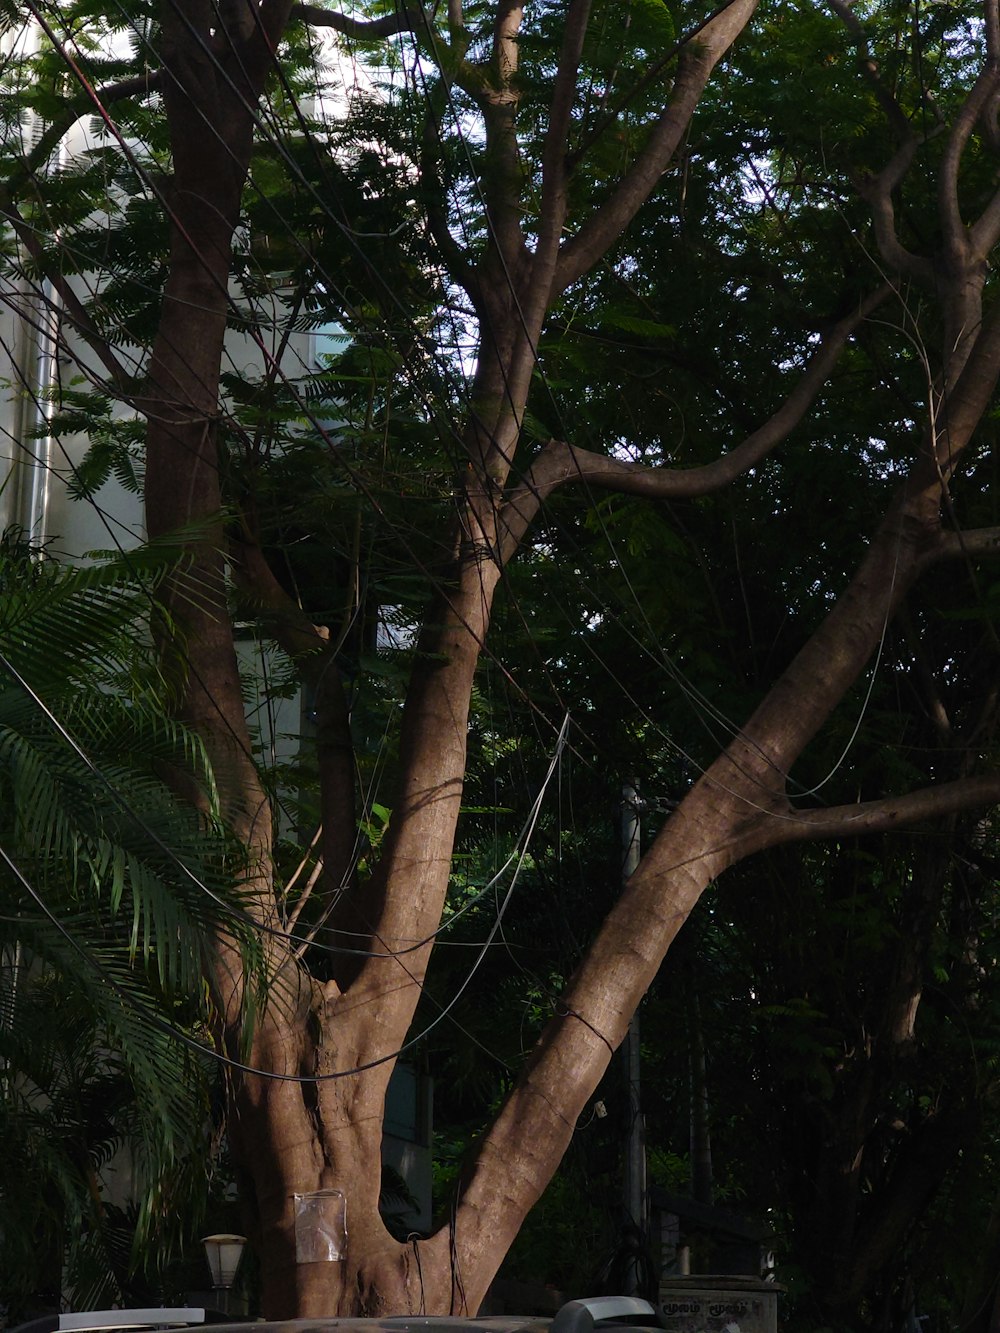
12 1296 661 1333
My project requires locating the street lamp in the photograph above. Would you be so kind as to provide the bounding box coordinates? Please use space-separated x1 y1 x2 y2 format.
202 1233 246 1313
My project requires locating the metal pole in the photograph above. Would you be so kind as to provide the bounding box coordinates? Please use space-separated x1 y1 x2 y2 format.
621 783 645 1294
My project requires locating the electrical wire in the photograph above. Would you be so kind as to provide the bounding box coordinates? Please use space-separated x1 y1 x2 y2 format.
0 0 970 1018
0 2 626 810
1 5 895 861
0 707 573 1081
8 0 771 803
0 616 576 972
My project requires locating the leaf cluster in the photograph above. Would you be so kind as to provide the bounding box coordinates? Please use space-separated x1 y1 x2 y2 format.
0 542 256 1312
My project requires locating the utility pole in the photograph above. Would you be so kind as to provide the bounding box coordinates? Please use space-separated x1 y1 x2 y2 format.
621 782 646 1294
689 991 714 1207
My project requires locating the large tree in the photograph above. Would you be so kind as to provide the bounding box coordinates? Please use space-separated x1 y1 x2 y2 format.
4 0 1000 1317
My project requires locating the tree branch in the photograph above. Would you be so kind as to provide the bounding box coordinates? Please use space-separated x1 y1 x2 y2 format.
8 73 161 199
0 73 161 398
530 0 592 311
854 139 936 286
479 2 528 271
554 0 757 295
230 533 359 928
502 0 593 422
969 182 1000 259
899 604 954 746
498 285 889 561
941 61 1000 264
290 3 430 37
983 0 1000 150
567 0 749 169
419 81 479 300
918 286 1000 488
827 0 939 285
231 534 331 659
828 0 911 139
918 523 1000 573
774 772 1000 843
968 9 1000 258
0 190 133 394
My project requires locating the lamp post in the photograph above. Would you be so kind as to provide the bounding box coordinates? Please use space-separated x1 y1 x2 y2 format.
202 1233 246 1314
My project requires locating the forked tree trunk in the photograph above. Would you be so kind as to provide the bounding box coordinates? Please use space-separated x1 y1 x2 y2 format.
227 553 506 1313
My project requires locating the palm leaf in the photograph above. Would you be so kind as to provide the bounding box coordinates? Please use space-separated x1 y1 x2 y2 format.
0 544 260 1309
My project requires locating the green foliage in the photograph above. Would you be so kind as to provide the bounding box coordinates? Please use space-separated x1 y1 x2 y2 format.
0 542 255 1313
0 0 998 1323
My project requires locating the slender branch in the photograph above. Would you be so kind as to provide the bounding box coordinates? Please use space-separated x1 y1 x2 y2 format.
291 3 429 37
534 0 592 285
828 0 940 284
554 0 757 296
231 533 359 930
968 9 1000 256
248 0 300 77
231 534 331 658
855 139 936 286
281 823 323 903
480 2 528 269
6 73 161 200
0 191 133 393
941 61 1000 263
970 184 1000 258
774 772 1000 843
898 604 954 745
287 854 326 941
419 81 479 300
984 0 1000 149
498 285 889 561
0 74 161 397
828 0 911 139
567 0 743 168
512 0 593 415
915 288 1000 491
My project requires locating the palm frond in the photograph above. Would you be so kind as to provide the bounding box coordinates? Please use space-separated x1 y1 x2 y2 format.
0 545 258 1310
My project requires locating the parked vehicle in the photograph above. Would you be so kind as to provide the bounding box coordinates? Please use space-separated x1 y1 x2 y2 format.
12 1296 661 1333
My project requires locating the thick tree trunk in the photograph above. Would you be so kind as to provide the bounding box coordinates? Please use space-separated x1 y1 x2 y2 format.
127 0 1000 1316
440 314 1000 1305
234 549 506 1314
226 978 426 1315
129 0 773 1303
135 0 516 1307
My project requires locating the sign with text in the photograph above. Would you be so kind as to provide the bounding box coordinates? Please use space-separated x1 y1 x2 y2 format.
658 1278 778 1333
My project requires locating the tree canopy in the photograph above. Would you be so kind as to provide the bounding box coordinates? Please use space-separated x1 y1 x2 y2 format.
2 0 1000 1327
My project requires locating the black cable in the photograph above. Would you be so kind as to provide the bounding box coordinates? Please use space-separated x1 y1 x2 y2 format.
11 0 749 793
0 833 514 1083
0 0 928 1002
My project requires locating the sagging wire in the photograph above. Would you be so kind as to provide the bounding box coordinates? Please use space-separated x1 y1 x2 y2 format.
15 0 751 813
3 0 608 863
0 0 949 1007
0 711 575 1082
